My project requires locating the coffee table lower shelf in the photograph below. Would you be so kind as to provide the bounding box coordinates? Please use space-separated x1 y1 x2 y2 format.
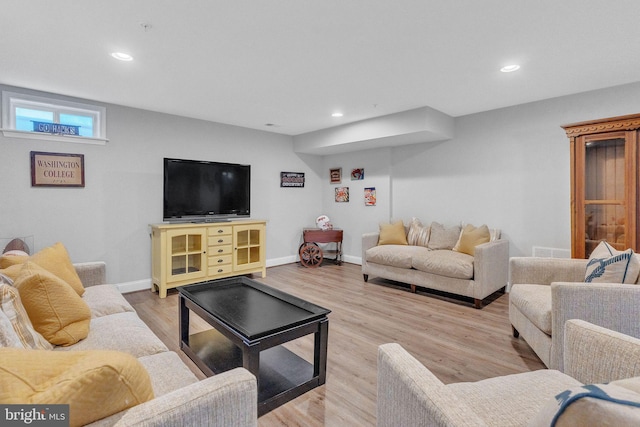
182 329 318 415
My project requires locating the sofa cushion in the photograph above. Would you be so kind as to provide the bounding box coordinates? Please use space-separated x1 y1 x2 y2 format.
14 262 91 346
453 224 490 256
448 369 581 426
82 284 135 318
0 284 52 350
529 382 640 427
585 241 640 284
412 250 474 280
407 217 430 247
366 245 430 269
428 222 461 250
0 348 154 427
54 311 168 358
509 284 552 335
378 221 408 245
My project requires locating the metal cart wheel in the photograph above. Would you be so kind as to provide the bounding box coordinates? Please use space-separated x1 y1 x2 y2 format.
299 242 323 268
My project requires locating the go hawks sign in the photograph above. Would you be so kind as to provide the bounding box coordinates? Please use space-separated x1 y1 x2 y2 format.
30 151 85 187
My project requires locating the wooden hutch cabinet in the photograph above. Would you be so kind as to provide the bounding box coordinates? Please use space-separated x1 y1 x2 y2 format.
562 114 640 258
151 220 266 298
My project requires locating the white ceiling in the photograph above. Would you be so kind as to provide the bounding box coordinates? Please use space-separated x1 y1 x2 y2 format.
2 1 640 136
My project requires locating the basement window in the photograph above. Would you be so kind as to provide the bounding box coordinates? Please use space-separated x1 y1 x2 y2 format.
1 91 107 144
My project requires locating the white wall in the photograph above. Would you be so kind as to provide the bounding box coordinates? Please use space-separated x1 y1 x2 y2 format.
3 82 640 286
0 85 323 285
391 81 640 257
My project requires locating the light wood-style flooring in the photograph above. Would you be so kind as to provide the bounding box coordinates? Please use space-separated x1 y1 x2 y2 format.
124 262 544 426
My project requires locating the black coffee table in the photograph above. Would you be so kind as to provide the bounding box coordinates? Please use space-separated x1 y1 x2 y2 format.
178 277 331 416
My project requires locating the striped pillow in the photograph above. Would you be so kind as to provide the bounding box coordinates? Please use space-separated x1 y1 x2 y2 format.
585 241 640 284
0 284 53 350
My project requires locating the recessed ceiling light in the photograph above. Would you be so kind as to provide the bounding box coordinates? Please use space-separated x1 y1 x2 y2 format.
111 52 133 61
500 64 520 73
331 112 344 118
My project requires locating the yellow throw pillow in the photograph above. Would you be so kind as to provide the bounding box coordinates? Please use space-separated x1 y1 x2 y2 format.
0 243 85 296
0 253 29 269
0 348 154 427
14 262 91 346
30 242 85 296
453 224 491 256
378 221 408 245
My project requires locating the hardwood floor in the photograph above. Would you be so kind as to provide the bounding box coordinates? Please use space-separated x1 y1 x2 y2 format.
124 262 545 426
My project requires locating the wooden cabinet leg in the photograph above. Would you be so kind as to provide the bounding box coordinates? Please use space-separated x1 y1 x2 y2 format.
474 299 482 309
512 325 520 338
410 284 416 293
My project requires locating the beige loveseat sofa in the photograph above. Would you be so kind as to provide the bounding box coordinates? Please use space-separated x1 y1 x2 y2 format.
1 261 257 426
378 319 640 426
362 221 509 308
509 256 640 370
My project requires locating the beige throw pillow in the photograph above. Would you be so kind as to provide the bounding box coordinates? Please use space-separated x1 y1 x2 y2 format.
407 217 430 247
453 224 491 256
585 241 640 284
428 222 461 250
378 221 408 245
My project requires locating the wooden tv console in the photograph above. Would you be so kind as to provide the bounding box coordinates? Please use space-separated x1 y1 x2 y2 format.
150 220 266 298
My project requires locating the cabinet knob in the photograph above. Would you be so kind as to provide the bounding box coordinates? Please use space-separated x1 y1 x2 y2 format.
218 259 223 263
217 269 223 273
218 249 223 253
217 229 224 233
218 239 224 243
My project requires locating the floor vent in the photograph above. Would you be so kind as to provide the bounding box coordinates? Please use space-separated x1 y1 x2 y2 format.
532 246 571 258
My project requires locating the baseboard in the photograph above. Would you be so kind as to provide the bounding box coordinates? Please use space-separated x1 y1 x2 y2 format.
117 278 151 294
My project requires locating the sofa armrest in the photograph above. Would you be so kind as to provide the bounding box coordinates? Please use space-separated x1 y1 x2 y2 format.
114 368 257 427
472 239 509 299
509 257 587 286
564 319 640 384
362 232 379 269
377 343 485 427
74 262 106 288
551 281 640 371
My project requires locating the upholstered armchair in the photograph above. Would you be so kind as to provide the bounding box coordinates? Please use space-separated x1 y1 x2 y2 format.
377 320 640 427
509 256 640 370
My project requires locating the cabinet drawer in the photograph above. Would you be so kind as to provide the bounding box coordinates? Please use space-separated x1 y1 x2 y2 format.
208 254 232 267
208 264 233 276
208 244 232 256
208 235 232 246
208 226 232 236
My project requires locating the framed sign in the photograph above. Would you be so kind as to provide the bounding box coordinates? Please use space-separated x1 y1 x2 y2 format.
31 151 85 187
330 167 342 184
280 171 305 187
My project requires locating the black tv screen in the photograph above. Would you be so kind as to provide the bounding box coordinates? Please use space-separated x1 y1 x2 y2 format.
163 158 250 221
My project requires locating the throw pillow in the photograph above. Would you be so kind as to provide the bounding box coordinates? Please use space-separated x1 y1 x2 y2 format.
453 224 491 256
13 262 91 346
0 243 85 296
585 241 640 284
0 252 29 269
0 284 52 350
428 222 461 250
407 217 430 247
0 348 154 427
378 221 408 245
529 383 640 427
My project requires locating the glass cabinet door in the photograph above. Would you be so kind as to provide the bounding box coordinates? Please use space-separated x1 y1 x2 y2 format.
577 132 635 258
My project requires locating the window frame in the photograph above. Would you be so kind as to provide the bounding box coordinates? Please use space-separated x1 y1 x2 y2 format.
1 90 108 144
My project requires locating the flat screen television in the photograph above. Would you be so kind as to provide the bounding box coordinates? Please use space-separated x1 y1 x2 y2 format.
163 158 250 222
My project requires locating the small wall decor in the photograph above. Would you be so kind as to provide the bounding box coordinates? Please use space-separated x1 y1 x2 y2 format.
351 168 364 180
30 151 85 187
280 171 305 187
330 167 342 184
365 187 376 206
335 187 349 202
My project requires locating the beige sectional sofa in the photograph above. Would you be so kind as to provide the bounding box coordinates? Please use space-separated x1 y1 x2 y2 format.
362 220 509 308
2 261 257 426
377 319 640 426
